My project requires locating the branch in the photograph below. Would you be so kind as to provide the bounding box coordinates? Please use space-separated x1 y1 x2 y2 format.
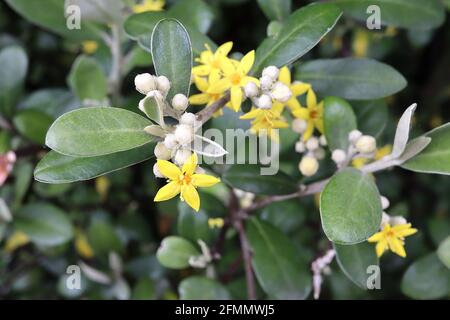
235 216 257 300
195 92 230 124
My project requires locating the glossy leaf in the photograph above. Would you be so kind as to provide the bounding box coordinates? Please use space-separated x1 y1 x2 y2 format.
352 100 388 138
257 0 291 21
402 123 450 175
14 203 73 246
88 220 123 255
13 110 54 145
34 144 154 184
335 0 445 30
151 19 192 102
259 199 306 234
334 242 378 289
323 97 357 151
156 236 199 269
68 55 108 102
179 276 231 300
247 217 311 299
252 3 342 75
65 0 123 24
297 58 407 100
320 168 382 244
19 88 77 118
222 165 298 195
401 253 450 299
169 0 215 34
45 107 153 157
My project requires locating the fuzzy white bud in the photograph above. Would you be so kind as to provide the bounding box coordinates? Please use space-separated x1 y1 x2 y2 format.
389 216 407 226
174 124 194 146
355 135 377 154
381 212 390 226
292 119 307 134
314 148 326 160
180 112 196 126
156 76 171 95
271 82 292 103
164 133 178 149
295 141 306 153
349 130 362 143
380 196 390 210
319 135 327 146
299 156 319 177
244 82 259 98
153 163 164 178
331 149 347 164
260 75 274 91
154 142 172 160
262 66 280 80
172 93 189 111
174 148 192 166
306 137 319 151
256 94 272 109
134 73 156 95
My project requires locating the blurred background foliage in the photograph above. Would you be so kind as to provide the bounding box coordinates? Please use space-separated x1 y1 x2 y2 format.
0 0 449 300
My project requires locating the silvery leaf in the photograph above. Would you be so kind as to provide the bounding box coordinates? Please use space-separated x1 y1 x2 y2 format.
395 136 432 165
144 125 165 138
191 134 228 158
109 252 123 277
0 198 12 222
65 0 123 24
112 278 131 300
79 261 111 285
391 104 417 159
139 91 165 126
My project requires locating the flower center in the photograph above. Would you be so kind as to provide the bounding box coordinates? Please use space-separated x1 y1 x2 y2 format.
386 230 395 237
179 174 191 185
230 73 242 85
310 109 318 119
211 59 221 68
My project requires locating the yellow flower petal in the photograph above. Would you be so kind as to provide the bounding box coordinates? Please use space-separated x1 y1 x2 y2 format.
293 107 309 120
192 65 211 77
157 160 181 180
181 184 200 212
240 108 262 120
291 82 311 96
4 231 29 253
238 50 255 74
182 153 198 176
375 239 388 257
307 89 317 108
278 66 291 85
230 86 243 112
302 121 315 141
216 41 233 57
207 78 231 94
191 174 220 187
387 236 407 258
368 231 384 242
154 181 181 202
286 98 301 112
221 57 236 76
189 93 211 105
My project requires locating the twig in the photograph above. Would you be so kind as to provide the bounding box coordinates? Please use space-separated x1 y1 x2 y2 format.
195 92 230 124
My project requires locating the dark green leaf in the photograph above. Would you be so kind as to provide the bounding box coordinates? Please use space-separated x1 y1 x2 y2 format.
13 110 54 145
179 276 231 300
45 107 153 157
252 3 342 75
297 58 407 100
68 55 108 101
169 0 215 34
323 97 357 150
437 236 450 269
352 99 388 138
257 0 291 21
156 236 199 269
259 199 306 234
320 168 382 244
88 220 123 255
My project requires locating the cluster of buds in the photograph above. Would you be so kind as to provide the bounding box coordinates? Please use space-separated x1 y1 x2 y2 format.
379 195 408 227
234 188 255 209
294 132 327 177
135 73 171 98
188 240 219 269
331 129 377 168
243 65 292 110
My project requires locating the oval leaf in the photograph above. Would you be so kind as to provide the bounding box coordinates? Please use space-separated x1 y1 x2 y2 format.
151 18 192 102
45 107 153 157
402 123 450 175
334 242 379 289
257 0 291 21
222 165 298 195
352 99 388 139
13 109 54 145
179 276 231 300
156 236 199 269
323 96 357 151
320 168 382 244
252 2 342 75
14 203 73 246
34 144 154 184
437 236 450 270
247 217 311 299
297 58 407 100
335 0 445 30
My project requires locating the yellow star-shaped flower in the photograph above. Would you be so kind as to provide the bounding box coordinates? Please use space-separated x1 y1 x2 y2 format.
240 104 288 141
154 153 220 211
192 42 234 83
133 0 165 13
276 66 311 113
368 223 418 258
292 89 324 141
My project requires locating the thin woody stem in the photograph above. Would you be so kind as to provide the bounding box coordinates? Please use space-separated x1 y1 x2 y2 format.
195 92 230 124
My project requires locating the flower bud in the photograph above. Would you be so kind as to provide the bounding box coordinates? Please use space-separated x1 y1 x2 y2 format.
299 156 319 177
156 75 171 95
180 112 196 126
355 135 376 154
348 129 362 143
134 73 156 95
260 75 273 91
153 163 164 178
244 82 259 98
164 133 178 149
380 196 390 210
306 137 319 151
389 216 407 226
271 82 292 103
319 135 327 146
262 65 280 80
292 119 307 134
172 93 189 111
174 148 192 166
314 148 325 160
331 149 347 164
381 212 390 226
256 94 272 109
295 141 306 153
174 124 194 146
154 142 172 160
